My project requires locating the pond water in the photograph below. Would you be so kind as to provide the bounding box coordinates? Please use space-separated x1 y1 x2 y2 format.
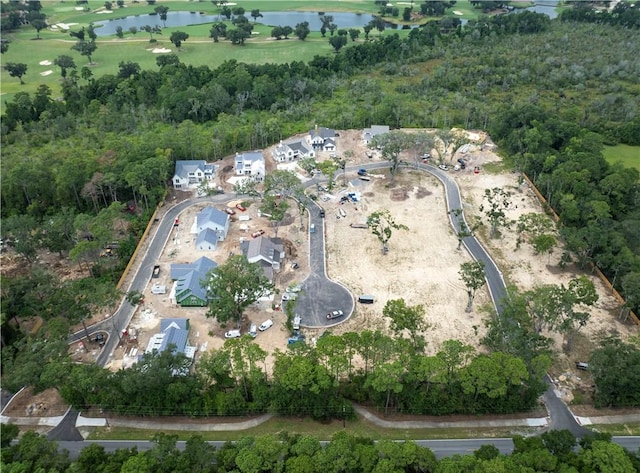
93 11 375 36
93 3 560 37
521 0 560 19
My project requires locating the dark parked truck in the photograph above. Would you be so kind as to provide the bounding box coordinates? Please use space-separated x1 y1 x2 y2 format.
358 295 375 304
152 265 160 278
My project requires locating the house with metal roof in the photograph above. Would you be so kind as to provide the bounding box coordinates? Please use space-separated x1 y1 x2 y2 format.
362 125 390 145
193 207 229 241
240 236 285 281
195 228 219 251
273 138 316 162
172 160 217 190
235 150 265 181
170 256 217 307
144 319 196 372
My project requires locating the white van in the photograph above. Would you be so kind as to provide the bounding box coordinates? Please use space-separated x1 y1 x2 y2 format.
224 329 241 339
248 324 258 338
259 319 273 331
293 315 301 330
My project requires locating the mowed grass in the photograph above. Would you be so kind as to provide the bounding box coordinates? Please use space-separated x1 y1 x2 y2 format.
1 0 414 109
87 415 545 441
602 144 640 171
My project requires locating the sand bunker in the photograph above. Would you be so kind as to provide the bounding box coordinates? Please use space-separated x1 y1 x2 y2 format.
39 60 52 66
54 22 78 30
40 70 53 76
151 48 172 54
453 11 464 16
96 11 113 14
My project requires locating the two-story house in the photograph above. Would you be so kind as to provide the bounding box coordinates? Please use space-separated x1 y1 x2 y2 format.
273 138 316 163
309 127 337 152
235 151 265 181
172 160 217 190
240 236 285 282
192 206 230 245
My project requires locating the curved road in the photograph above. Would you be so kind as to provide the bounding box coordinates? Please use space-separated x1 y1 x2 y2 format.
54 161 589 440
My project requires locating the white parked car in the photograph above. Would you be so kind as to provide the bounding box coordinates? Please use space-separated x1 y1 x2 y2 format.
224 329 241 339
282 292 297 301
259 319 273 331
326 310 344 320
438 164 449 171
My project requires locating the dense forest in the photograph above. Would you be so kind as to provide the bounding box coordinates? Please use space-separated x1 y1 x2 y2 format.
2 6 640 415
2 426 639 472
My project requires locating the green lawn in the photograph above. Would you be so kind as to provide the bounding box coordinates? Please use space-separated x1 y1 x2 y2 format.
1 0 413 109
602 144 640 171
87 415 546 441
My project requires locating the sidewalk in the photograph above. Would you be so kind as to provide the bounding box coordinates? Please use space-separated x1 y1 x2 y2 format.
4 406 640 433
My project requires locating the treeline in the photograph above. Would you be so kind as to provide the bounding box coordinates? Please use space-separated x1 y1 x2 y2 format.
560 2 640 29
55 332 544 418
492 103 640 317
2 12 640 403
2 426 639 473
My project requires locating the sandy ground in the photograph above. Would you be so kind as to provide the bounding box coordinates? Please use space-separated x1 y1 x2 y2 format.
1 129 630 418
109 130 636 390
2 129 638 420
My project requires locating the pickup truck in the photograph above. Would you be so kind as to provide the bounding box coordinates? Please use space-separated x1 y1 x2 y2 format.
152 265 160 278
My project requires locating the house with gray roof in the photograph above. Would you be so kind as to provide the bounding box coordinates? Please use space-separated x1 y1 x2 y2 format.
273 138 316 163
362 125 390 145
309 126 337 151
195 228 219 251
172 160 217 190
193 207 229 241
170 256 217 307
240 236 285 281
235 150 265 181
145 319 194 355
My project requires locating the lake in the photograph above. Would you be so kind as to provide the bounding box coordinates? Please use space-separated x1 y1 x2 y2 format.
94 11 375 36
93 4 561 37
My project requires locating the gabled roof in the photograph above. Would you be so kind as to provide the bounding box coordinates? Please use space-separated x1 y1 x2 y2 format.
310 127 335 140
236 150 265 163
159 326 188 354
363 125 390 141
174 160 215 180
170 256 217 281
146 319 190 355
197 207 228 229
242 236 284 264
161 318 189 331
175 269 207 303
196 228 219 248
288 139 313 154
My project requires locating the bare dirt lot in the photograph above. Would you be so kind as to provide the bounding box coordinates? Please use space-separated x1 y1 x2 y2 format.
111 130 637 396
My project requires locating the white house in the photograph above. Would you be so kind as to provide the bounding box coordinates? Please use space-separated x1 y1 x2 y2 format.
309 127 337 152
235 151 265 181
273 138 316 163
240 236 285 281
172 160 217 190
362 125 390 145
195 228 219 251
192 207 230 241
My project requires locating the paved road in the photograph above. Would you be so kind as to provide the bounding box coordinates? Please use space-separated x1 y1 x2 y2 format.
52 162 597 440
55 436 640 460
294 198 354 327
